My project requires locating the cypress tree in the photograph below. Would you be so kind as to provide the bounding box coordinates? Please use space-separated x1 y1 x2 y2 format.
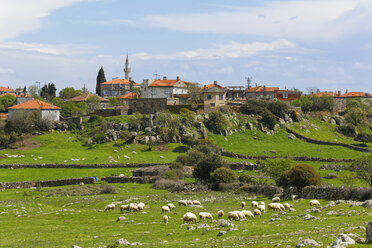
96 66 107 96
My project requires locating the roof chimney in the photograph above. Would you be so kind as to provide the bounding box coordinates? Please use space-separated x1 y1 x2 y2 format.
214 80 218 85
176 76 180 81
338 90 341 96
263 85 266 90
163 76 167 80
316 89 320 93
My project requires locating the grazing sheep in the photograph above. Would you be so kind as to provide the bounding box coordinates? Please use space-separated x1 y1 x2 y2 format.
192 200 201 205
268 203 282 211
217 210 224 218
178 200 188 206
251 201 258 208
162 206 170 213
278 203 285 211
241 201 246 208
291 195 297 202
254 209 262 217
199 212 213 222
79 182 84 186
233 211 246 220
104 203 115 212
260 201 265 206
168 203 176 210
120 204 129 213
129 203 139 212
283 203 291 210
186 200 194 206
242 210 254 219
272 197 281 203
137 203 145 211
309 200 321 207
228 211 240 221
113 150 118 153
117 216 126 222
258 204 265 213
163 215 169 225
183 212 197 223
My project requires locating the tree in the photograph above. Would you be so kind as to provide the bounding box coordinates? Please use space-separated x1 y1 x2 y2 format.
261 159 293 183
96 66 106 96
187 83 203 104
261 110 277 129
267 101 289 118
40 83 57 101
0 95 16 109
108 97 118 107
204 111 231 134
278 164 321 188
300 96 313 113
350 155 372 186
193 154 226 181
210 167 238 188
59 87 82 100
28 85 39 97
354 133 372 145
86 95 101 111
344 107 368 131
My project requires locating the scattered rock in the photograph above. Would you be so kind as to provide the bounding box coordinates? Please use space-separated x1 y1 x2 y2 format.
218 219 234 227
303 214 317 220
362 200 372 209
116 238 131 246
287 133 297 140
187 226 194 231
295 239 319 247
327 211 338 216
117 216 126 222
197 224 209 229
367 221 372 243
217 231 227 237
331 233 355 248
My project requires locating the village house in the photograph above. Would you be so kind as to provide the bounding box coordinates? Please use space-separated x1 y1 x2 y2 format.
226 86 246 100
0 91 34 105
246 85 302 101
0 86 15 95
68 93 109 109
100 78 140 98
117 92 139 106
203 81 226 109
141 76 193 105
8 99 60 122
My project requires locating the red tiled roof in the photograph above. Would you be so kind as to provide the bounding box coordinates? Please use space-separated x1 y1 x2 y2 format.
18 92 32 98
8 100 60 110
313 92 337 97
247 86 279 92
0 113 8 119
0 86 14 92
100 79 139 85
148 79 193 87
118 92 138 99
340 92 366 97
0 92 16 97
204 83 225 90
69 93 108 102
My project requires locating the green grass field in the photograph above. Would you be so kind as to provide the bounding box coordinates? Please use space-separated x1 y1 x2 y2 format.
0 183 369 247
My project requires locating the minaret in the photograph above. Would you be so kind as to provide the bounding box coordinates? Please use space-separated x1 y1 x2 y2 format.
124 53 131 80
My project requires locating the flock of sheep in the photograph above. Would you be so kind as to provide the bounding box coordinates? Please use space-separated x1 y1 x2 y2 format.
104 196 322 226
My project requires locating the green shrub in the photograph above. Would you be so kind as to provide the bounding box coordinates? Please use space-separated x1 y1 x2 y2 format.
350 155 372 186
193 154 226 181
261 158 293 182
267 101 289 118
210 167 238 184
204 111 231 134
238 174 254 184
336 124 356 137
176 150 205 166
276 170 291 188
354 133 372 145
285 164 321 188
239 99 268 116
261 110 277 129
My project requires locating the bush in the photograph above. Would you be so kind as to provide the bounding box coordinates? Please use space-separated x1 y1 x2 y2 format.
193 154 226 181
151 179 186 190
336 124 356 137
238 174 254 184
276 170 291 188
354 133 372 145
282 164 321 188
267 101 289 118
261 158 293 182
210 167 238 184
350 155 372 186
176 150 205 166
204 111 231 134
261 110 277 129
239 100 268 116
99 184 117 194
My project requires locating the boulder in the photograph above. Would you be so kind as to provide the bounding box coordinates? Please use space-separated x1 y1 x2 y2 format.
330 118 336 125
287 133 297 140
85 139 94 146
362 200 372 209
116 238 131 246
367 221 372 243
218 219 233 227
295 239 319 247
144 127 152 135
303 214 317 220
217 231 227 237
331 234 355 248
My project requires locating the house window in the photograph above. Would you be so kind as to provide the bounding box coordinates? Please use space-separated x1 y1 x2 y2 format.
283 93 288 99
219 94 224 100
104 91 111 96
210 103 215 107
206 94 212 100
112 91 118 96
125 85 130 90
164 89 171 95
151 88 156 95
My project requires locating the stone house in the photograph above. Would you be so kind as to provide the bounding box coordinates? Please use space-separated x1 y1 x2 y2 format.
226 86 245 100
128 98 167 114
68 93 109 109
246 85 301 101
203 81 226 108
0 86 15 95
141 76 193 104
100 79 140 98
8 99 60 122
117 92 139 106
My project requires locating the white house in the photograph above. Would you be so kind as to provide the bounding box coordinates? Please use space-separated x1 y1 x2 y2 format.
8 99 60 122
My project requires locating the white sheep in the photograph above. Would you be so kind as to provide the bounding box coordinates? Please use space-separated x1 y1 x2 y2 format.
241 201 246 208
251 201 258 208
228 211 240 221
278 203 285 211
258 204 265 213
192 200 201 205
186 200 194 206
178 200 188 206
79 182 84 186
162 206 170 213
183 212 197 223
137 202 145 211
217 210 224 218
254 209 262 217
260 201 265 206
129 203 138 211
242 210 254 219
163 215 169 225
309 200 321 207
272 197 281 203
199 212 213 222
291 194 297 202
104 203 115 212
116 216 126 222
168 203 176 210
234 211 246 220
268 203 282 211
120 204 129 213
283 203 291 210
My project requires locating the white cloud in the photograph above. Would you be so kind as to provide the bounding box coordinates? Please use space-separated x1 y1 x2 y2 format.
0 0 90 41
142 0 372 42
355 62 372 70
0 42 97 56
133 39 296 60
219 66 234 74
0 67 13 74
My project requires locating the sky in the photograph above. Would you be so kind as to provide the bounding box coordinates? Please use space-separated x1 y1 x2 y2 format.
0 0 372 93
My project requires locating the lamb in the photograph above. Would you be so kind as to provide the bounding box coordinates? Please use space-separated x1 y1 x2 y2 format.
163 215 169 225
309 200 321 207
258 204 265 213
217 210 224 218
254 209 262 217
278 203 285 211
199 212 213 222
129 203 139 211
268 203 282 211
162 206 170 213
251 201 258 208
272 197 280 203
234 211 246 220
241 201 246 208
104 203 115 212
192 200 201 205
291 194 297 202
242 210 254 219
178 200 188 206
137 202 145 211
168 203 176 210
186 200 194 206
259 201 265 206
228 211 240 221
183 212 197 223
283 203 291 210
120 204 129 213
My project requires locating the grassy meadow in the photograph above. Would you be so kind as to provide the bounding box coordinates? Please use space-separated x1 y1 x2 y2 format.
0 183 370 248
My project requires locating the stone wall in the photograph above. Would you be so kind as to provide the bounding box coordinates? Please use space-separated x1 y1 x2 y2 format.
0 177 96 189
101 176 156 184
0 163 172 169
128 98 167 114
